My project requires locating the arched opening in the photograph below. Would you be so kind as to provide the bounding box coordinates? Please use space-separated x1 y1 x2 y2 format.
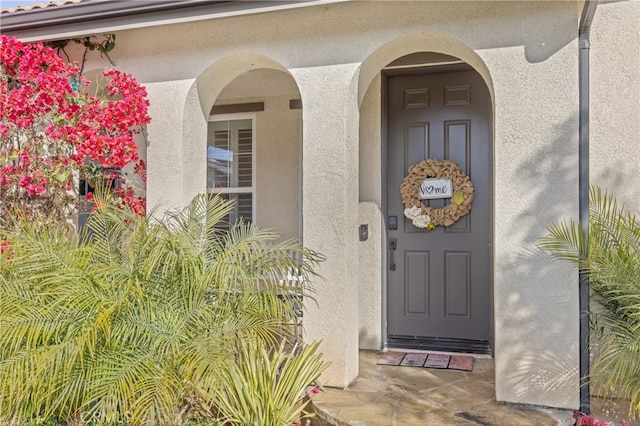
191 55 303 241
356 33 495 354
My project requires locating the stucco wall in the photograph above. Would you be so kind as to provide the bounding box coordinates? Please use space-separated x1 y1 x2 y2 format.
254 97 301 241
351 0 581 409
358 74 384 350
359 75 383 207
357 202 384 350
145 79 196 213
134 0 579 404
65 0 640 408
590 0 640 210
484 40 581 410
291 62 362 387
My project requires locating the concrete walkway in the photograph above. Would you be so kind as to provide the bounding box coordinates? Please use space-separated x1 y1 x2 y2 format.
309 350 574 426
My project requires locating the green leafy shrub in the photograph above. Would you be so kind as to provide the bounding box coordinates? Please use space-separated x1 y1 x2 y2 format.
212 340 329 426
539 187 640 419
0 194 325 425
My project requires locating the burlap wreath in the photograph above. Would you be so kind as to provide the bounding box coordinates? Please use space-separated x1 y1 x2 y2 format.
400 159 474 228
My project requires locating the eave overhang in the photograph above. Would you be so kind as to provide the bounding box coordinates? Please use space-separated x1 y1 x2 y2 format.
1 0 349 42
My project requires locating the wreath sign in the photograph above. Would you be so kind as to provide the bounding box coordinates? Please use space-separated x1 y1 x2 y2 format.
400 159 474 230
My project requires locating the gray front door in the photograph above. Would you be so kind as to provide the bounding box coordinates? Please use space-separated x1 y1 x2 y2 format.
386 68 492 353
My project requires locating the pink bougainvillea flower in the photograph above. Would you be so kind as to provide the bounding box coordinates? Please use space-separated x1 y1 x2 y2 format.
0 35 151 229
0 240 12 259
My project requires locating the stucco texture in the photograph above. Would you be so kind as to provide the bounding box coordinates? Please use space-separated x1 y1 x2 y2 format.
590 0 640 211
63 0 640 409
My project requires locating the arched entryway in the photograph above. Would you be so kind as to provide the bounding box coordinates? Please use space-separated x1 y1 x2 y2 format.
190 54 303 241
384 56 492 353
357 33 495 355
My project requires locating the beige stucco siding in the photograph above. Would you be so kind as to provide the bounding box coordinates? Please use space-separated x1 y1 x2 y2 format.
64 0 640 409
590 0 640 211
486 36 581 407
358 74 384 351
254 96 302 241
290 63 362 387
145 80 195 212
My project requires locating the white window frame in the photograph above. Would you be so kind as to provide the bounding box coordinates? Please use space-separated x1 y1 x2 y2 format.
207 112 256 222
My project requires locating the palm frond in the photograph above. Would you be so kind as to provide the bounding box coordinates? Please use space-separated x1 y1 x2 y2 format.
540 186 640 418
211 340 330 426
0 193 325 424
538 219 587 266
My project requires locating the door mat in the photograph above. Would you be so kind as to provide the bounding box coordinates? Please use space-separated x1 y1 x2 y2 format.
424 353 450 369
377 352 474 372
401 352 428 367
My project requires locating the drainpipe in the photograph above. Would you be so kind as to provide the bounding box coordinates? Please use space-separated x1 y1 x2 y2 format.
578 0 597 416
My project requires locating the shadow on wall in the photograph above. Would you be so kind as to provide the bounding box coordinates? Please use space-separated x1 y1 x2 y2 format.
496 116 581 406
279 1 576 68
496 111 639 405
594 159 640 211
497 115 638 405
296 1 577 66
502 248 580 403
515 116 637 247
515 117 578 246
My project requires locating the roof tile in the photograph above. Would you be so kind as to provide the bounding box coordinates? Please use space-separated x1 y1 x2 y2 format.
1 0 84 14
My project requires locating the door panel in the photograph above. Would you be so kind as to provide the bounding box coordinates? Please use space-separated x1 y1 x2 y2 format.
386 69 491 352
444 251 471 318
405 251 430 316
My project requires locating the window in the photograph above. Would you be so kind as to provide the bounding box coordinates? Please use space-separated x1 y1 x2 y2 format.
207 115 255 229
